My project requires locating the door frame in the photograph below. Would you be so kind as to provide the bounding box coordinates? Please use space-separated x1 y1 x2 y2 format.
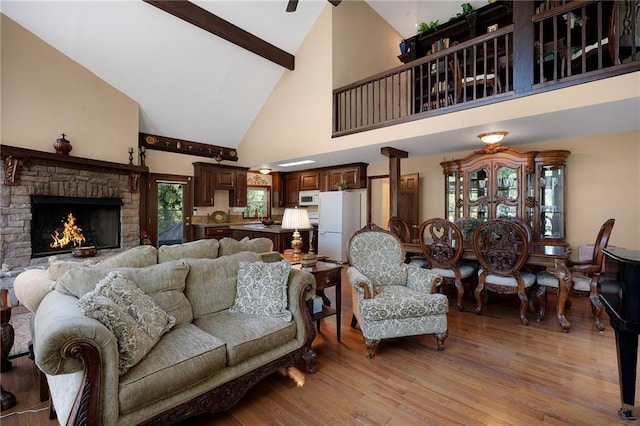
367 173 419 236
145 173 193 246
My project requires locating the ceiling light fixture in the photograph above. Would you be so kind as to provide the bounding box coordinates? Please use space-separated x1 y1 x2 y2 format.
277 160 316 168
258 168 271 175
478 131 508 144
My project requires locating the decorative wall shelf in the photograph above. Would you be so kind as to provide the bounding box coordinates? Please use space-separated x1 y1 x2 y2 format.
139 133 238 162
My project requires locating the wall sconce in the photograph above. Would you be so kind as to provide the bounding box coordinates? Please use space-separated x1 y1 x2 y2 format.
478 131 508 144
259 168 272 175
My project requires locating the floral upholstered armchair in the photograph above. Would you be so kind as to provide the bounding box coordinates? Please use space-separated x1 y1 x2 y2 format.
346 224 449 358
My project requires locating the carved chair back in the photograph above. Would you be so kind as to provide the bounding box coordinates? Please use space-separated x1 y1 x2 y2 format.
387 216 412 243
347 223 406 271
591 218 616 270
472 218 531 277
418 218 464 269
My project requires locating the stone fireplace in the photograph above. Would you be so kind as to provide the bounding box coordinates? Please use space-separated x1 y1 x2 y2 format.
1 145 147 267
31 195 122 258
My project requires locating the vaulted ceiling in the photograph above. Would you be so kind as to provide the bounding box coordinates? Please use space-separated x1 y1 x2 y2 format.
3 1 638 171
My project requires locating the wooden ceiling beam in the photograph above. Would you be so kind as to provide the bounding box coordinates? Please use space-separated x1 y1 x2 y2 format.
144 0 295 70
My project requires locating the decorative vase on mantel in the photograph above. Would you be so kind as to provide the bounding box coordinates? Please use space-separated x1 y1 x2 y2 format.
53 133 72 155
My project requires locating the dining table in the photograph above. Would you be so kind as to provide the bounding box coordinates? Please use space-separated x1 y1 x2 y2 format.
403 242 574 332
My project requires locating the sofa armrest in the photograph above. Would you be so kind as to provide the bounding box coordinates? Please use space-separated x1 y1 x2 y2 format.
286 268 317 373
13 268 53 312
346 267 373 299
406 266 442 294
34 290 120 425
259 251 283 263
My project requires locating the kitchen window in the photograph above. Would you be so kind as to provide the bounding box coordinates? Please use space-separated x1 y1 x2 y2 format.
244 186 271 219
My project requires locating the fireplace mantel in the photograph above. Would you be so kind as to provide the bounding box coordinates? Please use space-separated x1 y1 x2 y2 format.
1 145 148 191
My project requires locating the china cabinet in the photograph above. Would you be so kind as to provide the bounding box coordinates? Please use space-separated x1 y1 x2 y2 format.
441 144 569 245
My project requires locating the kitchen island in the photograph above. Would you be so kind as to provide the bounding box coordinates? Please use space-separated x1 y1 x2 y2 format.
229 224 315 253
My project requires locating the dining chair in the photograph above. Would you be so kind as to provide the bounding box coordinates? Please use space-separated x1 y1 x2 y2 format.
535 218 615 331
388 216 426 267
418 218 475 310
472 218 536 325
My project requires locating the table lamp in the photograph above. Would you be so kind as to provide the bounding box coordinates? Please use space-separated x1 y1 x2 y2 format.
281 207 311 260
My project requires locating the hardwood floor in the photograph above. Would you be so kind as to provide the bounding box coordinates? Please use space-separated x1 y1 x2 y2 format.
1 266 637 425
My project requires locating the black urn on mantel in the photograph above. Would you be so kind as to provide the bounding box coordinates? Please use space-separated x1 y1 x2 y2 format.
53 133 72 155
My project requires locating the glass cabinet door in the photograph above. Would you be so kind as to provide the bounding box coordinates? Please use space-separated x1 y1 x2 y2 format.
539 164 565 240
468 168 488 220
495 165 518 218
445 172 458 221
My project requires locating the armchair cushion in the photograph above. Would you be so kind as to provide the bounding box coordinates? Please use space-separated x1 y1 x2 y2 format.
77 272 176 374
229 260 292 322
366 265 407 288
361 286 448 321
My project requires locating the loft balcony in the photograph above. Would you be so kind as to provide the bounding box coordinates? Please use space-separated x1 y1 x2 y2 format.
332 0 639 137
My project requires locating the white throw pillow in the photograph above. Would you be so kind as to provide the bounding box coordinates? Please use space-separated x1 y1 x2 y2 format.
77 271 176 375
229 260 292 322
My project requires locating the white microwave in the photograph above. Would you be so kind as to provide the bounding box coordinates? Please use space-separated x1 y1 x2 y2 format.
299 190 320 206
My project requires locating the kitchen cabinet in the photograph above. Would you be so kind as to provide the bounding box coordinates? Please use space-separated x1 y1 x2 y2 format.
192 163 248 207
441 144 569 245
271 172 287 208
230 226 311 253
299 171 320 190
328 164 367 189
285 174 300 207
193 163 216 206
192 225 232 241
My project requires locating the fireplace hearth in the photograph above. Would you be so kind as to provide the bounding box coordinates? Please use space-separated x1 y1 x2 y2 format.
31 196 122 258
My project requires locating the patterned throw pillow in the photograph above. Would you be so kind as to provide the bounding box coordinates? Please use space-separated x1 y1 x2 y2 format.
77 272 176 375
229 260 292 322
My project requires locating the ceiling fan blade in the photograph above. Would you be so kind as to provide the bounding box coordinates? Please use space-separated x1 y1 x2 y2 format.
286 0 298 12
327 0 342 6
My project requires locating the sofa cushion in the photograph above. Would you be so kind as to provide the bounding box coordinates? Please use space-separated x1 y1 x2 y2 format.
218 237 273 257
45 256 93 281
157 239 219 263
56 261 193 325
229 260 292 322
183 252 260 318
360 285 449 321
195 310 296 367
77 272 176 374
94 245 158 268
118 323 226 415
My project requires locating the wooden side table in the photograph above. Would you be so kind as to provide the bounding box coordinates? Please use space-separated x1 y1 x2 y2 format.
298 261 342 341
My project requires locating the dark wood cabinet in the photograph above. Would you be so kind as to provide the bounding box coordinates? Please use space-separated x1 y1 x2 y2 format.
441 144 569 245
271 172 287 208
192 225 232 241
231 170 247 207
231 229 310 253
299 172 320 190
193 163 216 206
285 174 300 207
215 169 235 190
328 164 367 190
192 162 248 207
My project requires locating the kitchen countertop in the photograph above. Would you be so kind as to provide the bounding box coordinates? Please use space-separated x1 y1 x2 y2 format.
228 224 314 234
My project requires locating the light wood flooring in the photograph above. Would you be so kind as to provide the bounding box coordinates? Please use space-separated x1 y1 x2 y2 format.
2 266 638 425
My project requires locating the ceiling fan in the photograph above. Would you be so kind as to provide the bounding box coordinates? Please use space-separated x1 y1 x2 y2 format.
286 0 342 13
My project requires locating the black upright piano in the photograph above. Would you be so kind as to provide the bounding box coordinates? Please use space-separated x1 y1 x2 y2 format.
600 248 640 420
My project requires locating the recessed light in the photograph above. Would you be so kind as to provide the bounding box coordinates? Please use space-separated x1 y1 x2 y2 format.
277 160 316 167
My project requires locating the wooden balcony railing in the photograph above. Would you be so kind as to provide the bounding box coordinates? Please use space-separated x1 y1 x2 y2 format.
333 0 639 136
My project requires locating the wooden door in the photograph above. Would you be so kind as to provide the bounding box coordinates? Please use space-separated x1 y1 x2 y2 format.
398 173 420 241
147 174 193 246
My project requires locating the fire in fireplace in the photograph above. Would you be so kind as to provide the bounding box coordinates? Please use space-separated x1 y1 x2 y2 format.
31 196 122 258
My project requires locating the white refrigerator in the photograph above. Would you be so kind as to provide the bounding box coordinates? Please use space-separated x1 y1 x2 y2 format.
318 191 361 263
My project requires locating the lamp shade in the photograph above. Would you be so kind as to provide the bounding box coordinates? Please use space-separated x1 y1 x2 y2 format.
281 207 311 230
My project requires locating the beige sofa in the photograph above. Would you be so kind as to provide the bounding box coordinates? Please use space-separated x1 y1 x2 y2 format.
15 238 318 425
